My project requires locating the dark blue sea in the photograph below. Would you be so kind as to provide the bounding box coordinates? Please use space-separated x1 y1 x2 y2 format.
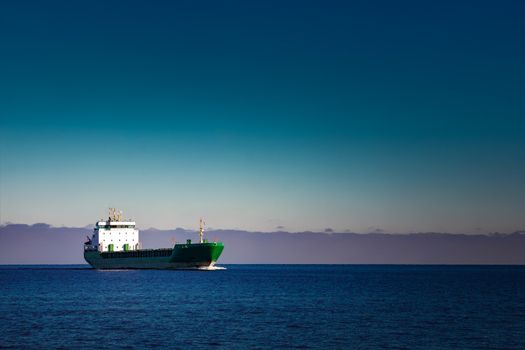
1 265 524 349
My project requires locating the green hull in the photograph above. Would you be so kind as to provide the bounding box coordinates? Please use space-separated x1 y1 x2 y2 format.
84 242 224 269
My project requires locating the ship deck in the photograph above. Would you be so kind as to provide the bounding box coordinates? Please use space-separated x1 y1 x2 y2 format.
100 248 173 259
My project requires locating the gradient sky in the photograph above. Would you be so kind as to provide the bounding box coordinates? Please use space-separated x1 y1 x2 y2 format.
1 0 524 233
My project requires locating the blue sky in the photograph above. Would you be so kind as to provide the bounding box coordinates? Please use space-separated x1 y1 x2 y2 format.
1 0 524 232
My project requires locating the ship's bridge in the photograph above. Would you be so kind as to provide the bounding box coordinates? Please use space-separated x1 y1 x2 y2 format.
89 209 140 252
96 221 136 228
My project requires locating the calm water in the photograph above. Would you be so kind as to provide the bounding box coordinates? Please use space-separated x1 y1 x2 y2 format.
1 265 524 349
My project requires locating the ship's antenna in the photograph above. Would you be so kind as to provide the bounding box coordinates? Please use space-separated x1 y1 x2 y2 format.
108 208 123 221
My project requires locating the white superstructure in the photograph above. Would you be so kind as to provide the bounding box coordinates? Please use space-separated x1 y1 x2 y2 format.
88 208 139 252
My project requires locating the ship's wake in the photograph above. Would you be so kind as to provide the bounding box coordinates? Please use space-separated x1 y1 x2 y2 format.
197 265 227 271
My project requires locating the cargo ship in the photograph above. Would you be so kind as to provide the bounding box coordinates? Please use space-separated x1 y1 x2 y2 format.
84 209 224 269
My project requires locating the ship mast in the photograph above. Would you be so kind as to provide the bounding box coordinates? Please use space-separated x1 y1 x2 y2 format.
108 208 123 222
199 218 204 243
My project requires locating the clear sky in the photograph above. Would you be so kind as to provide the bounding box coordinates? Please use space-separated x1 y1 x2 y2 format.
1 0 524 233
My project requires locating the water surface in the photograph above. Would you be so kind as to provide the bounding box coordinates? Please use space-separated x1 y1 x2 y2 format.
1 265 524 349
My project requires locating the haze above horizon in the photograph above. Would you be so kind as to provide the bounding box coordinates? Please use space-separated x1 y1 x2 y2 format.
1 0 524 233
